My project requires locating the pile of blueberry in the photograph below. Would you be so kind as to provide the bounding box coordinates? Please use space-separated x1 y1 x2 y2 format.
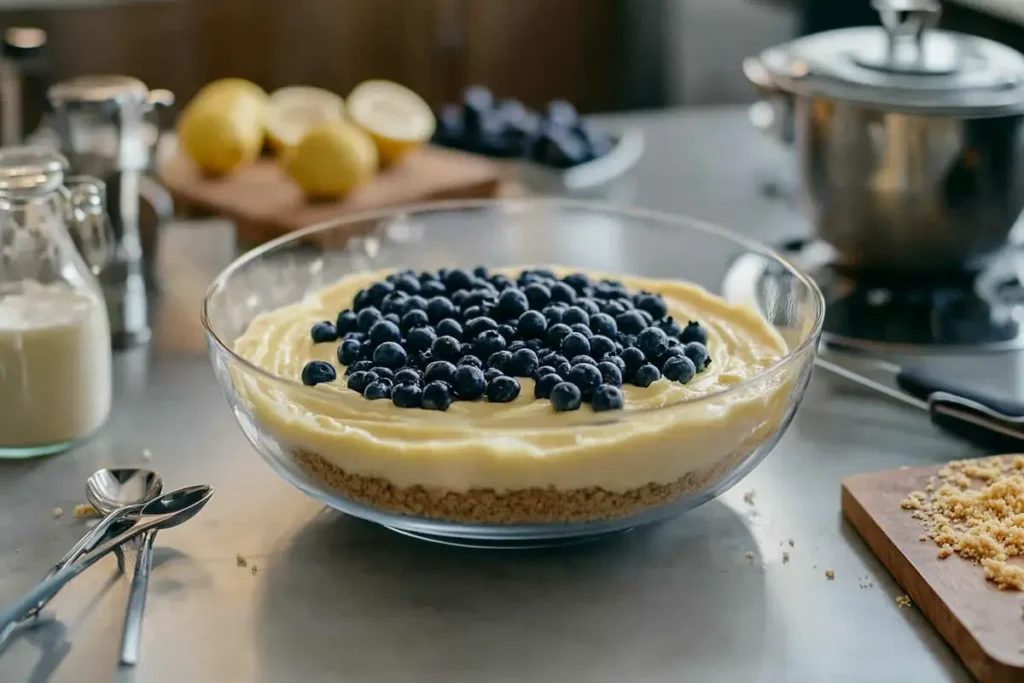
300 267 711 413
431 86 613 169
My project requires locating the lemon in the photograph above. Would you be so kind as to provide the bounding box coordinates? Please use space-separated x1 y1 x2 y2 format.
285 121 378 198
178 88 265 175
346 79 435 164
194 78 268 107
265 86 346 152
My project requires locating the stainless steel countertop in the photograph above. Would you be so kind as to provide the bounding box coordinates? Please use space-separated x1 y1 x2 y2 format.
0 107 1008 683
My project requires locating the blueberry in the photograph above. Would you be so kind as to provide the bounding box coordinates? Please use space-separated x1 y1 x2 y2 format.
465 316 499 339
506 348 539 377
370 366 395 382
394 368 423 386
427 296 457 323
589 335 615 359
590 313 617 338
604 354 627 374
533 373 562 399
543 305 565 325
577 299 600 317
637 310 654 327
621 347 646 372
383 313 401 328
368 321 402 347
636 294 668 320
336 338 360 365
633 363 661 388
424 360 457 386
381 292 409 317
561 332 591 358
533 365 557 379
363 381 392 400
366 281 393 307
419 270 439 282
567 363 602 396
487 350 512 372
637 327 669 360
336 310 358 334
461 289 496 311
431 335 463 362
301 360 336 386
684 342 711 370
401 295 428 315
310 321 338 344
541 130 588 168
616 311 647 335
517 310 548 339
421 381 454 411
525 339 544 352
346 359 374 376
406 327 437 353
663 356 697 384
372 341 407 369
562 306 590 327
657 316 683 339
486 376 521 403
484 367 504 383
444 268 474 293
346 370 374 394
681 321 709 345
357 307 382 333
597 361 623 386
544 353 568 368
546 323 572 349
570 324 593 339
495 288 529 319
551 382 583 411
569 355 596 367
391 383 423 408
393 275 421 295
399 309 427 333
523 283 551 309
474 329 507 357
591 384 624 411
657 345 686 369
463 306 484 321
600 300 626 316
562 272 591 293
454 365 487 400
451 290 470 308
507 341 528 354
496 324 518 342
420 280 447 298
549 281 576 304
353 289 372 312
490 274 514 291
413 351 434 369
554 360 572 377
617 333 637 349
458 355 483 369
473 265 490 279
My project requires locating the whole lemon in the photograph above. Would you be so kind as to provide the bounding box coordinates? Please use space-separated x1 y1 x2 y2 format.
286 121 379 198
178 88 265 175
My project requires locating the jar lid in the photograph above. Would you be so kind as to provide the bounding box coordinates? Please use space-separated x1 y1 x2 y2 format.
756 1 1024 116
47 74 149 109
0 146 66 194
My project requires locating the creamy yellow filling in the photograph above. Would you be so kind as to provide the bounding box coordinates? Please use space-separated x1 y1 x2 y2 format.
231 267 795 492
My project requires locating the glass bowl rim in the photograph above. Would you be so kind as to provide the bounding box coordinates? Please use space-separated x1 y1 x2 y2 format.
201 197 825 423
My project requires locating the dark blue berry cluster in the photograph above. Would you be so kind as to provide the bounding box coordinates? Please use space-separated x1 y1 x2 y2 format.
432 86 613 169
300 267 712 413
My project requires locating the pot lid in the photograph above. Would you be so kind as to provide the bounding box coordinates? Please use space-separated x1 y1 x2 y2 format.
756 0 1024 116
47 75 150 109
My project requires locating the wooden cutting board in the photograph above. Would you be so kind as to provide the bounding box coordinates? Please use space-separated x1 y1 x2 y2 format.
158 146 507 245
842 466 1024 683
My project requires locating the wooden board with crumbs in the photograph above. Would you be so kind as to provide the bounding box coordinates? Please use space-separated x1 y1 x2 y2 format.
158 146 507 246
842 465 1024 683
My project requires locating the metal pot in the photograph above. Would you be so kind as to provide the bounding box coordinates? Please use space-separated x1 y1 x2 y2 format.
744 0 1024 271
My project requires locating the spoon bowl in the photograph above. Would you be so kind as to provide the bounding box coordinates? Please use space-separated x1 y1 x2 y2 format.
86 468 163 514
137 485 214 528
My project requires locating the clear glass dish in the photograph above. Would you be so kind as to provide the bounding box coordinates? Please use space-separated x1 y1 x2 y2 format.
203 199 824 547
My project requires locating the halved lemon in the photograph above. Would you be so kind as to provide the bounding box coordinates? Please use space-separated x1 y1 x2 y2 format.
265 86 346 152
346 80 435 164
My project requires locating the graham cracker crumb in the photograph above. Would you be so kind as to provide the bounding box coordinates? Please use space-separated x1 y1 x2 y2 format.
73 503 98 519
235 554 247 568
896 595 912 608
782 552 790 564
293 448 747 524
899 454 1024 590
51 507 63 519
742 490 756 505
825 569 835 580
745 551 756 562
251 565 258 574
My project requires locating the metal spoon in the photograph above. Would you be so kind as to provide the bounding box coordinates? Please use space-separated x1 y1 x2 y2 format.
0 469 163 651
0 485 214 636
87 469 167 666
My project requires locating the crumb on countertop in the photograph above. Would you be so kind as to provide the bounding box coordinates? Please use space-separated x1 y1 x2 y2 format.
73 503 98 519
788 538 795 547
51 507 63 519
782 552 790 564
899 454 1024 590
251 565 258 574
745 551 756 562
896 595 912 608
236 554 248 568
742 490 756 505
825 569 835 580
142 448 152 460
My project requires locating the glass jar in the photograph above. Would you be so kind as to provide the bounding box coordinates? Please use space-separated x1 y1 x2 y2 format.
0 146 113 458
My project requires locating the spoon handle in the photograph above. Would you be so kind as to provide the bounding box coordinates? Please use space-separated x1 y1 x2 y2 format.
119 529 156 666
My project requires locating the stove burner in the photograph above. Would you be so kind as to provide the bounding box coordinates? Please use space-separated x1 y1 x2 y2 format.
725 239 1024 352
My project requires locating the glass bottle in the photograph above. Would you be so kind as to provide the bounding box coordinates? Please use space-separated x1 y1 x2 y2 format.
0 145 113 458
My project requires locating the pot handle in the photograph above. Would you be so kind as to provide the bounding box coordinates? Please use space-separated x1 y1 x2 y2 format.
742 57 780 96
743 57 794 145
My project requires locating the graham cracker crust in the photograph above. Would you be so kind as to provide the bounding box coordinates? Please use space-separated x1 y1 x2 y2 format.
292 449 747 524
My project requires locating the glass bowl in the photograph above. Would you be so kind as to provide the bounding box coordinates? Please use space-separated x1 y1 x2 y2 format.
203 199 824 547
